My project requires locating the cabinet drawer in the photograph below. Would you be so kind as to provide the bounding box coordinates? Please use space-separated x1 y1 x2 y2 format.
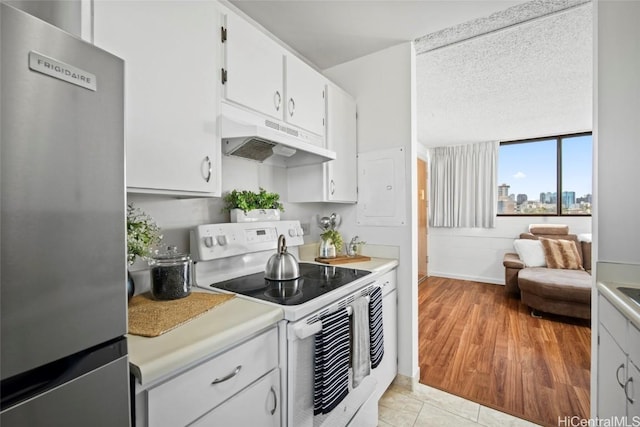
600 295 628 353
191 369 280 427
147 327 278 427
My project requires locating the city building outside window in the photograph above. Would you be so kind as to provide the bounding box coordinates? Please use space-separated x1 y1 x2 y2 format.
497 133 592 216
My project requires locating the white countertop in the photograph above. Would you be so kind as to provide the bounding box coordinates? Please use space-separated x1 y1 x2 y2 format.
298 243 399 275
598 281 640 329
127 294 283 387
127 246 397 388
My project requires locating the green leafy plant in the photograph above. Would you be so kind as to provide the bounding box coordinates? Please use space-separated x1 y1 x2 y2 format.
127 204 162 265
223 188 284 213
320 229 343 253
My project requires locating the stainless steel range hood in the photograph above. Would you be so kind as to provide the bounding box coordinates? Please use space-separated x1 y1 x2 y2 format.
221 102 336 167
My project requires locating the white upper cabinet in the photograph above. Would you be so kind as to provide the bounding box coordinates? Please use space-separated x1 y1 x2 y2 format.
221 8 325 139
93 1 221 196
325 83 357 202
223 11 284 120
285 55 326 137
288 83 357 203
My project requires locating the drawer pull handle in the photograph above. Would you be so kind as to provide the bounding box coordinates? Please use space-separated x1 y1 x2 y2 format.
626 377 635 404
211 365 242 385
269 386 277 415
617 363 626 388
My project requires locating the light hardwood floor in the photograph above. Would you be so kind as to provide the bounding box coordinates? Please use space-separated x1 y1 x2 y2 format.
418 277 591 427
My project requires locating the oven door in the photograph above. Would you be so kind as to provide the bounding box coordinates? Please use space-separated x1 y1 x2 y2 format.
285 294 379 427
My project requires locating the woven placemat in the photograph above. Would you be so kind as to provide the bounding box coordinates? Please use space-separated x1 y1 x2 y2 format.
128 292 235 337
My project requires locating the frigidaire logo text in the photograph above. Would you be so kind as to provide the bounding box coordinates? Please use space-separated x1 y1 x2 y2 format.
37 58 92 85
28 51 97 91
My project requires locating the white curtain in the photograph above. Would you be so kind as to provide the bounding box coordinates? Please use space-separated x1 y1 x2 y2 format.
428 141 498 228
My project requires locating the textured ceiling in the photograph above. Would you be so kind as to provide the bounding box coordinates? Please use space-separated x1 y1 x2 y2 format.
416 1 593 146
228 0 527 70
228 0 593 148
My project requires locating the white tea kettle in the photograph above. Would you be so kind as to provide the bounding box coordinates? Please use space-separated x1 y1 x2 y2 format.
265 235 300 281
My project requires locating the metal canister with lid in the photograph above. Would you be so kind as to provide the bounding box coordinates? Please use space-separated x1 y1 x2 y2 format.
149 246 192 300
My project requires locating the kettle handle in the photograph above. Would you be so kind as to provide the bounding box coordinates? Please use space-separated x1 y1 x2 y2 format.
278 234 287 254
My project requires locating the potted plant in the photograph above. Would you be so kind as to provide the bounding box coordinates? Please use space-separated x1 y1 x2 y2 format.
320 229 344 258
126 204 162 299
223 187 285 222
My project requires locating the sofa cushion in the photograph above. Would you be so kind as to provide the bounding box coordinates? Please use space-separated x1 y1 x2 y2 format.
540 237 583 270
581 241 592 272
520 233 584 266
529 224 569 235
518 268 591 304
513 239 546 267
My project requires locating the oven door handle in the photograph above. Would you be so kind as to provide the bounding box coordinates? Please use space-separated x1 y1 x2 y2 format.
291 321 323 340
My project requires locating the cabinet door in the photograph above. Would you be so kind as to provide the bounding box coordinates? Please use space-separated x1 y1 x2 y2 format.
628 362 640 417
285 54 326 137
326 83 357 202
191 369 280 427
286 84 357 203
93 1 221 195
224 11 283 120
598 324 628 418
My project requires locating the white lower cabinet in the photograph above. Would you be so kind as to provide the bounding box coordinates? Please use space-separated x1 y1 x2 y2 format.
135 327 280 427
598 323 629 417
598 295 640 418
192 368 280 426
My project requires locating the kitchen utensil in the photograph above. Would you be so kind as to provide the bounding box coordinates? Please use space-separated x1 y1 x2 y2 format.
265 235 301 280
149 246 192 300
319 216 331 231
329 212 341 230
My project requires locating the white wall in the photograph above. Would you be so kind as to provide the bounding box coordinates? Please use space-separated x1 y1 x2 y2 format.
127 155 324 290
324 43 418 381
429 216 592 284
592 0 640 416
596 1 640 266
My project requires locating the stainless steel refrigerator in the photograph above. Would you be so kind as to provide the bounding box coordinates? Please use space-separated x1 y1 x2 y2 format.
1 4 130 426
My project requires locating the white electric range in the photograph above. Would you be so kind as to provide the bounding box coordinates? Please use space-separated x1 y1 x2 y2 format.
190 220 393 427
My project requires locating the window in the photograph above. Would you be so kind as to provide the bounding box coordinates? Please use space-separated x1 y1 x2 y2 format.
497 133 592 216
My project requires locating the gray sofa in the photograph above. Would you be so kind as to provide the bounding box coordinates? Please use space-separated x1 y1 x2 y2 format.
503 225 592 319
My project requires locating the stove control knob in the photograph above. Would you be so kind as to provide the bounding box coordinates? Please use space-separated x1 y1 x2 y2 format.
203 236 215 248
296 227 304 237
288 229 296 237
217 235 228 246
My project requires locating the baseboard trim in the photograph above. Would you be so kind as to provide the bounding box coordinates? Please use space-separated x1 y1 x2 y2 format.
392 368 420 392
427 271 504 286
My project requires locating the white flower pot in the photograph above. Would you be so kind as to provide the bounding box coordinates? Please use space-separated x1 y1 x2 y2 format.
230 208 281 223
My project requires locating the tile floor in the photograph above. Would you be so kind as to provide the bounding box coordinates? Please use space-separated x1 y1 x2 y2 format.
378 383 541 427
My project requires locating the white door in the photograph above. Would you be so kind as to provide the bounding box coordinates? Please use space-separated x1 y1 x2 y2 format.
326 83 357 202
598 325 628 418
224 11 284 120
93 1 220 195
285 54 326 137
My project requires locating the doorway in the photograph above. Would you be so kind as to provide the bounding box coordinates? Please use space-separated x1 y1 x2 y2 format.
417 158 428 282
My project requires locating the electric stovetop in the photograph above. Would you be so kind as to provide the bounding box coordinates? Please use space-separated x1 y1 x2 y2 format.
209 263 371 306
